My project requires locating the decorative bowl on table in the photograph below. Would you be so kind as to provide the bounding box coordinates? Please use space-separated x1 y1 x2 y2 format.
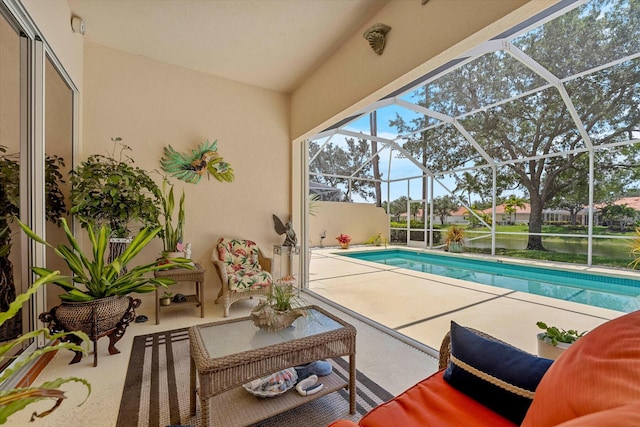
242 368 298 398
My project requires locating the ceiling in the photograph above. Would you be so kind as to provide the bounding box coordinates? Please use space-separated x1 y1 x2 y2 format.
67 0 389 93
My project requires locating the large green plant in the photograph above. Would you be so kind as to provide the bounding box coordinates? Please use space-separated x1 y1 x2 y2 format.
70 138 161 238
18 218 189 302
159 178 185 253
0 272 91 423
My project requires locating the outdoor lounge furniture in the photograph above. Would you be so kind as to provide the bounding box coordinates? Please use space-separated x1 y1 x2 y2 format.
212 237 274 317
329 310 640 427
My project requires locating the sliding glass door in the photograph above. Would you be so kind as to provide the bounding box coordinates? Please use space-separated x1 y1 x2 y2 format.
0 1 77 368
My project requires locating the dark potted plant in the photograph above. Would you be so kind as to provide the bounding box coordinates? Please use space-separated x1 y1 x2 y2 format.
18 218 190 365
70 137 161 261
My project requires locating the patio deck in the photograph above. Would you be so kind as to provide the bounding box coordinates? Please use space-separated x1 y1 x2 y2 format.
308 246 624 355
6 246 627 426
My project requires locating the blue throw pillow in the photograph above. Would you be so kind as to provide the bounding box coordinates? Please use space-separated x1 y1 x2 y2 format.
443 321 553 424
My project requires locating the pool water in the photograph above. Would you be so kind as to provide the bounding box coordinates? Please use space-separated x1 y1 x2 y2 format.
340 249 640 313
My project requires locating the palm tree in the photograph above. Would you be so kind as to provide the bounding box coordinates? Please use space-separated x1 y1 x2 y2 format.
455 172 481 205
504 195 527 224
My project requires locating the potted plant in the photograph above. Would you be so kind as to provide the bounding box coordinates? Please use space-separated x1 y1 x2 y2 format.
536 321 587 360
158 177 186 258
444 225 465 253
18 218 189 365
160 291 173 306
0 272 91 423
250 279 307 332
336 234 352 249
70 137 161 261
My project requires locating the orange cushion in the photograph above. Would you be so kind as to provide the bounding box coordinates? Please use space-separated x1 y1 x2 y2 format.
522 311 640 427
358 370 516 427
554 402 640 426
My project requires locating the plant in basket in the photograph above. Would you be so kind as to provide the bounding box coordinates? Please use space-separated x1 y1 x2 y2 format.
18 218 191 365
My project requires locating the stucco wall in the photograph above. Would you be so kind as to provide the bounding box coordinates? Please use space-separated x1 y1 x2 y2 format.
290 0 557 140
82 42 291 290
21 0 83 90
309 201 389 247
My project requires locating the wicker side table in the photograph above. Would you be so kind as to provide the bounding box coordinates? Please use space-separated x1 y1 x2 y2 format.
154 264 205 324
189 305 357 426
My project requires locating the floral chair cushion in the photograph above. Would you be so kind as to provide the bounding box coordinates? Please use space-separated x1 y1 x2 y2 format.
217 238 260 269
227 268 272 293
216 238 272 293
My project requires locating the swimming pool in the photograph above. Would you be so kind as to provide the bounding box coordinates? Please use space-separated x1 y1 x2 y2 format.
340 249 640 313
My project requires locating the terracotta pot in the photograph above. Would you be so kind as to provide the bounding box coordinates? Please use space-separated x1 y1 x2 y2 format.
340 243 349 249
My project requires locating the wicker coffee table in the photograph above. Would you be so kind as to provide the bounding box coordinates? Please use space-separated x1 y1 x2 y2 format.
189 305 356 426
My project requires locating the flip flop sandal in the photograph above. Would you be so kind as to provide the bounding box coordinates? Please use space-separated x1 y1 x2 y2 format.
135 315 148 323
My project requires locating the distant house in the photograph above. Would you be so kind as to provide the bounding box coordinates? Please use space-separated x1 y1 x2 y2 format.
480 203 531 225
397 197 640 226
447 206 469 224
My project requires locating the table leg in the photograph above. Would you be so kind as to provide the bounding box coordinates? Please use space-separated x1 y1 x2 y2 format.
200 396 210 427
349 353 356 414
190 356 196 415
198 281 204 318
155 287 160 324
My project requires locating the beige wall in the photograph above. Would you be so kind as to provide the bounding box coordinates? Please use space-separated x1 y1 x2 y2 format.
309 201 389 247
21 0 83 90
290 0 557 140
82 43 291 290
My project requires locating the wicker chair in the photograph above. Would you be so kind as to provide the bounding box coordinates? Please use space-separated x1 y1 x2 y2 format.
212 237 274 317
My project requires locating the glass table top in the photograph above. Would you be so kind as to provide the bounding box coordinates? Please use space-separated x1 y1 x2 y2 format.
195 307 345 359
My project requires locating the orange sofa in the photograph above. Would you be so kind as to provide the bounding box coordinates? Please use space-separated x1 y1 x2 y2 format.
329 310 640 427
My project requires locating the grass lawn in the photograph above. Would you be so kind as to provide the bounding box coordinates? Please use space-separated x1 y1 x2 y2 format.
464 247 633 269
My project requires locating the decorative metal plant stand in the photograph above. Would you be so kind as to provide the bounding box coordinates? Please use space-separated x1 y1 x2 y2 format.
39 295 141 367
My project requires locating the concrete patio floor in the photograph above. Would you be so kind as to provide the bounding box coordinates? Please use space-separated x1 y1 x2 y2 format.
308 246 626 355
7 245 629 426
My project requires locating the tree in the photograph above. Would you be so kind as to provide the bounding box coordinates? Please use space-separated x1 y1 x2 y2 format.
600 204 637 232
388 196 409 221
503 195 527 224
389 0 640 250
547 154 632 225
454 172 481 205
433 195 459 225
308 138 378 201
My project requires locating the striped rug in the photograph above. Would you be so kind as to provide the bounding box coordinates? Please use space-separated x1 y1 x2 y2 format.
117 328 394 427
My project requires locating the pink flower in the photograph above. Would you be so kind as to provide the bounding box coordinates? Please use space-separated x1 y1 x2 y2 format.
336 234 351 244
